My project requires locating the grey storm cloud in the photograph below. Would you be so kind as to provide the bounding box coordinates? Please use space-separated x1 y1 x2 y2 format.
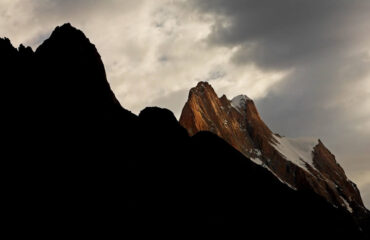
190 0 370 70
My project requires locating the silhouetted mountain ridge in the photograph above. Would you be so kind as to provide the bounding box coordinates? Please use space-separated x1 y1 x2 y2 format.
1 23 368 238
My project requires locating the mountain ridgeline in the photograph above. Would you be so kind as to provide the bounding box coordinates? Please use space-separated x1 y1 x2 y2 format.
180 82 369 226
1 24 369 238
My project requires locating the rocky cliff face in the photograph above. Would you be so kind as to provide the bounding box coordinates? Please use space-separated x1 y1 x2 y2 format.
180 82 369 222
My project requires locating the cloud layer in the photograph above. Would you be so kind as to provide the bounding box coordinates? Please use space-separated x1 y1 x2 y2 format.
1 0 369 207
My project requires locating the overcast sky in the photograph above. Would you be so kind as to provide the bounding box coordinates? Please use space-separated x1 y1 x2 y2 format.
1 0 369 208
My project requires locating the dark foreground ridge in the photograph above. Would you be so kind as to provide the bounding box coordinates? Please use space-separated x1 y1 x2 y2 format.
1 23 369 238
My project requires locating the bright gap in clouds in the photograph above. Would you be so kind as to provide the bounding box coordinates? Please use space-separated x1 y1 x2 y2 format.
0 0 287 117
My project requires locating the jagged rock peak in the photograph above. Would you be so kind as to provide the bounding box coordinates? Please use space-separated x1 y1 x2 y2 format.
29 23 124 116
195 81 212 89
0 37 13 47
50 23 86 40
35 23 96 55
0 38 33 56
188 81 217 97
0 37 17 54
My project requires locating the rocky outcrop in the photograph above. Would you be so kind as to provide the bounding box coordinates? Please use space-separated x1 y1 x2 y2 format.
180 82 369 224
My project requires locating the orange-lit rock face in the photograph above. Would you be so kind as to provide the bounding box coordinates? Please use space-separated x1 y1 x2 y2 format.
180 81 367 217
180 82 256 158
313 141 365 207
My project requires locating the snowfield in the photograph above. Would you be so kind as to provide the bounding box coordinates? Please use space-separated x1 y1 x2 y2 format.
271 135 319 173
231 95 251 112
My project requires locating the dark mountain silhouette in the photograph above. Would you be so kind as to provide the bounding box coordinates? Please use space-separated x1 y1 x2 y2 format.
1 23 369 238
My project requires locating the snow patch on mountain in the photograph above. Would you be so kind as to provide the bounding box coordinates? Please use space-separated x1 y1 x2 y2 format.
231 95 251 112
247 148 263 165
249 157 263 165
262 163 298 191
271 135 319 173
340 196 354 213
